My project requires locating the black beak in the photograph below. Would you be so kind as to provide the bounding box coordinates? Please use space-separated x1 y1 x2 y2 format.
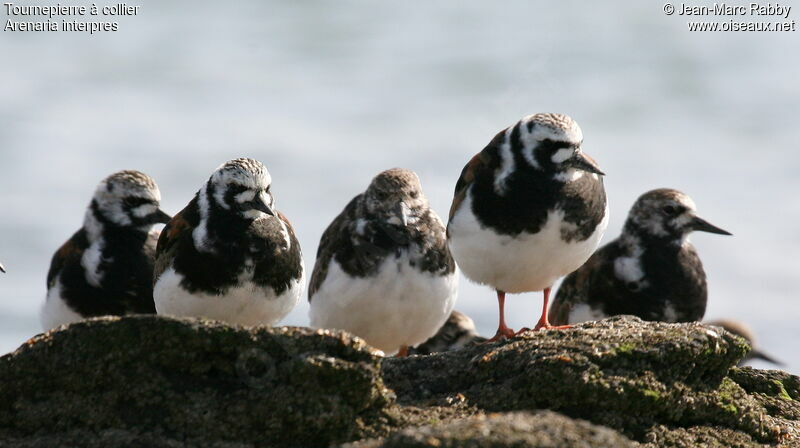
252 199 275 216
568 152 605 176
748 349 784 366
0 262 5 273
690 216 732 235
151 209 172 224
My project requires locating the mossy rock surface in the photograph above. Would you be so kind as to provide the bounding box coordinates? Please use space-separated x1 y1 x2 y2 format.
0 314 798 447
0 316 394 447
344 411 637 448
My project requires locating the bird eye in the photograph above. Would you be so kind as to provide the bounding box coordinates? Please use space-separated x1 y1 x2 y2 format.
661 205 683 216
123 197 150 208
410 191 419 199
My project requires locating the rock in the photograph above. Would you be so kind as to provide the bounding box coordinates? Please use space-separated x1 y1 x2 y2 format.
344 411 637 448
383 316 800 445
1 314 798 447
0 316 395 448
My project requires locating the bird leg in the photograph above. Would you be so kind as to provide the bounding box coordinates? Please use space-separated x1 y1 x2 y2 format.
487 290 516 342
396 345 409 357
531 287 571 331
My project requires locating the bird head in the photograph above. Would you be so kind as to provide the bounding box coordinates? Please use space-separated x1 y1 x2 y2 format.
515 113 604 179
625 189 731 241
363 168 428 227
89 170 171 229
206 158 275 221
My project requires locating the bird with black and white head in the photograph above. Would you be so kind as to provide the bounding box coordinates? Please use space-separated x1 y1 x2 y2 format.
41 170 171 330
447 113 608 340
309 168 458 356
550 188 731 325
153 158 304 326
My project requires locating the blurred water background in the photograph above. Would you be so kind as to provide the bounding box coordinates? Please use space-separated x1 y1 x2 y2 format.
1 1 797 372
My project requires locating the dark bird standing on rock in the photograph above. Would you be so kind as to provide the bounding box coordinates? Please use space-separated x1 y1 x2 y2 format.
153 158 304 326
309 168 458 356
447 113 608 340
41 170 171 330
550 189 731 325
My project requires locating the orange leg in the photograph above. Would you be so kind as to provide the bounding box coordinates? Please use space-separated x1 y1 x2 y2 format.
530 287 571 331
396 345 409 357
487 290 516 342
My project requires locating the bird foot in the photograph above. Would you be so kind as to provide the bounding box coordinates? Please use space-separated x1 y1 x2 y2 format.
533 322 572 331
486 325 516 342
513 327 532 337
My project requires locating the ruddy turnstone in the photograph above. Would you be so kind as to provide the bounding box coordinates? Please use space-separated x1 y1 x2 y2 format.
409 310 486 355
308 168 458 356
153 158 304 327
550 188 731 325
447 113 607 340
41 170 170 330
707 319 783 366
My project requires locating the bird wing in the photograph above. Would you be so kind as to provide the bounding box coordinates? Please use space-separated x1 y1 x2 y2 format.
308 195 361 301
549 243 611 325
46 229 89 288
448 150 491 223
153 199 198 283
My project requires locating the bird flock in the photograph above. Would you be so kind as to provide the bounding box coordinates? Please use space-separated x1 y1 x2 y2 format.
34 112 769 360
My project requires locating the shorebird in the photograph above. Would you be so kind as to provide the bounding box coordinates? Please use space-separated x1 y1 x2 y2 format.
42 170 170 330
707 319 783 366
153 158 304 326
550 188 731 325
447 113 607 340
309 168 458 356
410 310 485 355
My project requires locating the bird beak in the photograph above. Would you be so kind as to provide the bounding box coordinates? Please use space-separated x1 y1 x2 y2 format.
0 262 5 273
749 349 784 366
252 198 275 216
568 152 605 176
394 202 410 227
690 216 732 235
152 209 172 224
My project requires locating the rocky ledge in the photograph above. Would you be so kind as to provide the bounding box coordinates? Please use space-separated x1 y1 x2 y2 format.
0 315 797 447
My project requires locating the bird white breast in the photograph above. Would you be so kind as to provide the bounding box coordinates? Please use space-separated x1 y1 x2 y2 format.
40 280 85 331
153 265 304 327
566 303 606 325
448 193 608 294
81 241 106 287
614 256 645 284
309 255 458 355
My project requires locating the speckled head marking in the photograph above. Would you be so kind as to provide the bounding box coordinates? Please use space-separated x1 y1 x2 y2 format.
363 168 429 223
625 188 731 241
205 158 275 219
88 170 170 229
